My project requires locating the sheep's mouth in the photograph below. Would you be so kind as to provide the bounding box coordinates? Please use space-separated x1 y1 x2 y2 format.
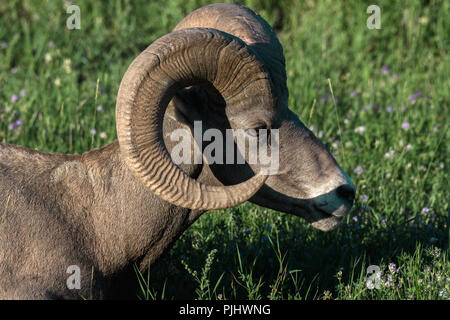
289 202 342 225
313 205 335 218
314 201 353 219
300 204 344 231
249 186 346 231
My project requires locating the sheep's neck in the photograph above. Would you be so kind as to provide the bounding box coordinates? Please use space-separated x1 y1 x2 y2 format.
79 140 196 275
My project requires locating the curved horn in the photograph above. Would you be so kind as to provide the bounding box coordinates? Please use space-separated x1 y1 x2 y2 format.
174 3 288 108
116 28 275 210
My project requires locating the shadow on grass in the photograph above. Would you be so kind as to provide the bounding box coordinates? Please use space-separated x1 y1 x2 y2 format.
139 204 448 300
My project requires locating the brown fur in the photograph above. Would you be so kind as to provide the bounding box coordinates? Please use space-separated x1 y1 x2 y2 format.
0 116 203 299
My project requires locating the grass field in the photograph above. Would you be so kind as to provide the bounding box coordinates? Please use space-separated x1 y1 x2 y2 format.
0 0 448 300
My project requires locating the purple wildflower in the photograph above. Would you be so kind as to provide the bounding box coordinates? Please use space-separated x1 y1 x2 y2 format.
408 91 423 104
386 106 394 113
350 91 358 98
1 42 7 49
353 165 365 175
320 93 330 104
421 207 430 214
381 65 390 75
90 129 97 136
381 217 387 224
96 105 103 112
8 119 23 131
19 89 26 97
361 194 369 202
11 94 19 102
11 67 19 74
401 122 410 130
352 216 358 222
364 105 372 111
392 73 399 80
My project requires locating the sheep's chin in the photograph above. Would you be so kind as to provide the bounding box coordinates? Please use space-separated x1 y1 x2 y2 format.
311 216 343 231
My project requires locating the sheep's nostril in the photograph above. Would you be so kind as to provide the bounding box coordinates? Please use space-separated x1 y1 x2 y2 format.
337 184 356 203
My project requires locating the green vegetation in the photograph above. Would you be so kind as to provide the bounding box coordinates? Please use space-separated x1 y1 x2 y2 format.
0 0 448 299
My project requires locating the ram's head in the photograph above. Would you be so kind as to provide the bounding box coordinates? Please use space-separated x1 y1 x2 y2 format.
116 4 355 231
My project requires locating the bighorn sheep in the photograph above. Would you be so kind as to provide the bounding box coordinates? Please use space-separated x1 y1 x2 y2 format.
0 4 355 299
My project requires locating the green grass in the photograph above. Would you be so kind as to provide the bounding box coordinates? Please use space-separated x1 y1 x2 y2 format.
0 0 448 300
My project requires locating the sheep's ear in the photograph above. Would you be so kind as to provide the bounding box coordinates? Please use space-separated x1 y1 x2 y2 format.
166 96 192 128
166 88 205 129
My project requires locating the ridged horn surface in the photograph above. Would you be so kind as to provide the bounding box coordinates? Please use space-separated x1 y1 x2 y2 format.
116 28 275 210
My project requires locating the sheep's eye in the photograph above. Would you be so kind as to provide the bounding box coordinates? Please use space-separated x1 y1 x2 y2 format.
245 124 269 137
246 128 259 137
245 121 269 137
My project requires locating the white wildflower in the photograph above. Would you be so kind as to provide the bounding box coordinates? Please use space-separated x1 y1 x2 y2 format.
354 126 366 134
44 52 52 63
384 149 395 159
63 58 72 73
